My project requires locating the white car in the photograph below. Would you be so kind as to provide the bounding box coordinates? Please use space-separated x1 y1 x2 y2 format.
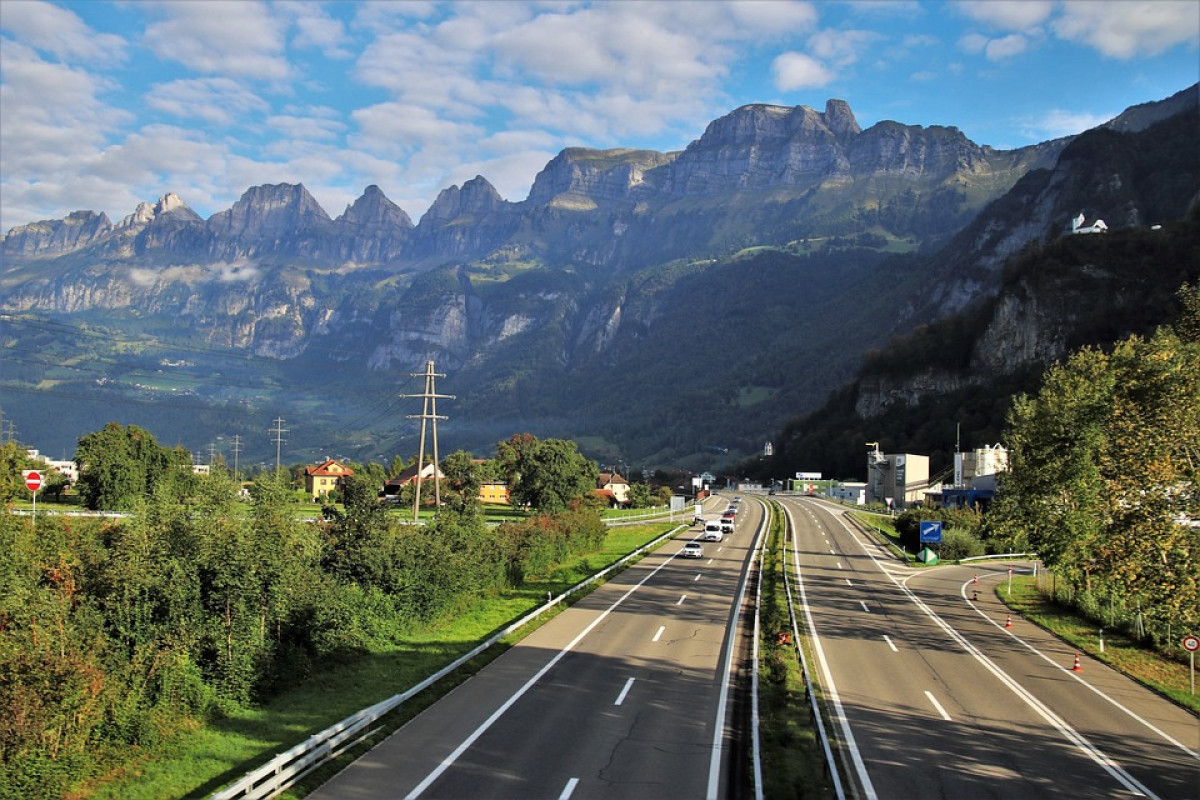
703 521 724 541
682 541 704 558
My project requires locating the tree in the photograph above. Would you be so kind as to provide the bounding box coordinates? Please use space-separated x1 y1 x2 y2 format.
440 450 482 512
74 423 179 511
987 306 1200 644
503 436 599 512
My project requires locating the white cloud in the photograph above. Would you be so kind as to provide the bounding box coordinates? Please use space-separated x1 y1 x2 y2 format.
959 31 1030 61
772 52 836 90
955 0 1053 31
1053 0 1200 59
0 0 127 63
145 78 269 126
283 2 353 59
986 33 1028 60
1021 108 1114 139
143 0 290 79
808 29 880 67
266 114 345 143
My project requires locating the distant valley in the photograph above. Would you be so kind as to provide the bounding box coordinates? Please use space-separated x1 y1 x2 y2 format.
1 85 1196 472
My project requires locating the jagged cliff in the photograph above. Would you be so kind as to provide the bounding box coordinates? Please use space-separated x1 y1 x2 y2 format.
1 87 1196 465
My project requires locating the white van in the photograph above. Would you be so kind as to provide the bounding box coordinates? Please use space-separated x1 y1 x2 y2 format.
703 520 724 541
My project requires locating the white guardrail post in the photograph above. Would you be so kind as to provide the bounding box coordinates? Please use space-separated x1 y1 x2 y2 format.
211 522 689 799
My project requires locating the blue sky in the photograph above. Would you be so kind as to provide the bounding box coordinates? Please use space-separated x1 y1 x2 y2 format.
1 0 1197 233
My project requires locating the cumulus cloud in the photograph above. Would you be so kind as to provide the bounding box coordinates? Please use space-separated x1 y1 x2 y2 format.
959 31 1030 61
955 0 1054 31
1053 0 1200 59
143 1 290 79
0 0 127 63
1021 108 1114 139
145 78 269 126
808 29 880 67
772 52 836 90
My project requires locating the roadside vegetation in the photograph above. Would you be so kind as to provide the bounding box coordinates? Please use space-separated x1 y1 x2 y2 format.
999 576 1199 714
984 285 1200 659
758 503 832 798
0 427 672 800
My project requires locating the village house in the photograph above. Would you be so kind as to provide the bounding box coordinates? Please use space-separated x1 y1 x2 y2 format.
304 458 354 501
596 471 631 508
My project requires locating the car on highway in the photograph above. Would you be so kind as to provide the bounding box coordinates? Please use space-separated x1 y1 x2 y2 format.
682 541 704 558
703 521 724 541
720 518 734 534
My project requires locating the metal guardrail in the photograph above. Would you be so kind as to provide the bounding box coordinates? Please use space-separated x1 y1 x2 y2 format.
777 500 847 800
210 522 689 799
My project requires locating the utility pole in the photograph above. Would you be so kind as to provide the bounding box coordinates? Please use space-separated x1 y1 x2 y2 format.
400 361 454 522
208 442 218 467
231 434 243 482
270 417 289 474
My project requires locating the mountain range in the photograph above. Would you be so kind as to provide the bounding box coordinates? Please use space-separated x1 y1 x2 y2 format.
1 84 1197 472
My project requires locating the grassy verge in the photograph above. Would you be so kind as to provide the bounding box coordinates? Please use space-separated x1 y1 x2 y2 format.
847 511 913 562
82 522 680 799
758 504 832 798
1000 576 1199 713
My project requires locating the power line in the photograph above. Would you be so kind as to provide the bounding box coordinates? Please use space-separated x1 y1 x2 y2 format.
269 417 289 474
399 361 454 522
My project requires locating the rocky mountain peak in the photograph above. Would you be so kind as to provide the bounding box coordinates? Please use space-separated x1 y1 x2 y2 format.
823 99 860 139
207 183 331 239
421 176 505 225
526 147 675 207
339 185 414 230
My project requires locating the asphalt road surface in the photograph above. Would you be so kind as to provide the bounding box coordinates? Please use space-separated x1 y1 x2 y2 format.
782 496 1199 800
310 495 765 800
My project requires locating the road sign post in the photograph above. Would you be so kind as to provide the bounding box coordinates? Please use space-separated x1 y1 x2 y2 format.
22 470 42 524
1183 635 1199 695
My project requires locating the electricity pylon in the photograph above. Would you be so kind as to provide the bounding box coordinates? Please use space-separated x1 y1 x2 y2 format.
400 361 455 522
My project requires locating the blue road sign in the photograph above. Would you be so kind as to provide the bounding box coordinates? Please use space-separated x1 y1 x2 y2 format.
920 520 943 544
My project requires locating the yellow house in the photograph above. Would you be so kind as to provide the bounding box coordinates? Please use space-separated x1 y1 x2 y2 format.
479 481 510 504
305 459 354 500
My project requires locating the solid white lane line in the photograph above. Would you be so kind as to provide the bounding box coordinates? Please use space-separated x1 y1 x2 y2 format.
677 594 687 605
884 635 899 653
784 504 877 800
925 691 951 721
827 512 1160 799
559 778 579 799
961 580 1199 761
405 538 684 799
614 678 635 706
652 625 665 642
859 600 871 613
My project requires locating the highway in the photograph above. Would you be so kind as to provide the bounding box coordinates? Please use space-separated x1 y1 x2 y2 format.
782 496 1200 800
309 496 766 800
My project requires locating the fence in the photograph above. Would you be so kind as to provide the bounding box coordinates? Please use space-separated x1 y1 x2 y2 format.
210 522 687 799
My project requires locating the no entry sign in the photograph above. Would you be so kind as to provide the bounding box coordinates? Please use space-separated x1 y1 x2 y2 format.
22 470 42 492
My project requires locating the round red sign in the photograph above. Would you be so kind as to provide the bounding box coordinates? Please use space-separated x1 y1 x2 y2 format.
24 470 42 492
1183 635 1200 653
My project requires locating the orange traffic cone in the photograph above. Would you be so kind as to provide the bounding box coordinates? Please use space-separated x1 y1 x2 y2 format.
1004 614 1013 629
1072 652 1082 672
973 573 979 585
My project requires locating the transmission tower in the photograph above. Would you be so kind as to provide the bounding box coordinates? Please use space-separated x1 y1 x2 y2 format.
231 434 243 482
270 417 289 473
400 361 455 522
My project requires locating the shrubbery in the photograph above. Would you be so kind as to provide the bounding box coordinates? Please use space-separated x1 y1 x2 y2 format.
0 469 609 798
